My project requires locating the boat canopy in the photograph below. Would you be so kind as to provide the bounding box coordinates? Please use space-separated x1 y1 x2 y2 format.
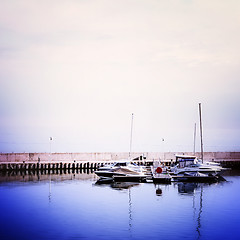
175 155 197 162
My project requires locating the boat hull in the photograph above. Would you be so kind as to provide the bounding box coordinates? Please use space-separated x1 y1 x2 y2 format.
172 169 221 175
113 175 147 183
172 176 217 183
152 176 172 184
172 174 225 183
94 170 125 178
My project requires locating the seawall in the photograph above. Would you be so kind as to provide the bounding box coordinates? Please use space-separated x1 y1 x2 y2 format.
0 151 240 163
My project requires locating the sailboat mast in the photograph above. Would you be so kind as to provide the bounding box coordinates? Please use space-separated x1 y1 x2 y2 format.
199 103 204 163
129 113 134 158
193 123 196 155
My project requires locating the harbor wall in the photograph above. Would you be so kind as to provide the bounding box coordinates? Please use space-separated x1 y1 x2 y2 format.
0 152 240 163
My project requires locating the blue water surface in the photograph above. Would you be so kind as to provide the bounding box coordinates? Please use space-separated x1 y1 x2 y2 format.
0 172 240 240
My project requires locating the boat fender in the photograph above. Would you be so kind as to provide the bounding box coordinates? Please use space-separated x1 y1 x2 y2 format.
156 167 162 174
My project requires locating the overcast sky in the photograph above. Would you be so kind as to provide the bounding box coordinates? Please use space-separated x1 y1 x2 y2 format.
0 0 239 153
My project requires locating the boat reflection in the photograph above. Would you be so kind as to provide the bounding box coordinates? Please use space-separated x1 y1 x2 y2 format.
95 179 172 196
177 182 199 195
176 182 209 239
111 182 140 190
95 178 137 236
95 179 140 190
176 182 218 195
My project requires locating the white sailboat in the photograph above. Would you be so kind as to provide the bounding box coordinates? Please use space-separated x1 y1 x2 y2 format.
94 113 147 182
170 104 226 181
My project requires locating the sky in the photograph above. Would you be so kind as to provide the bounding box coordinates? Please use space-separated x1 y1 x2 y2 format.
0 0 240 153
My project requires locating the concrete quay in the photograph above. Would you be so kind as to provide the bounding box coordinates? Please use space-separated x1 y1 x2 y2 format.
0 152 240 171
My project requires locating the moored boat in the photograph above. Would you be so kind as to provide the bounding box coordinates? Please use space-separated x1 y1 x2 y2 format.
172 171 226 183
151 164 172 183
170 155 225 175
94 160 147 182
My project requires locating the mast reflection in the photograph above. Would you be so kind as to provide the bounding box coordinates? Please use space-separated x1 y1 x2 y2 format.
177 182 206 239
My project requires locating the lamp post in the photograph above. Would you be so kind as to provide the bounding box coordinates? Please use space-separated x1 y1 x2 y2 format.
49 137 53 161
162 138 165 160
49 137 53 202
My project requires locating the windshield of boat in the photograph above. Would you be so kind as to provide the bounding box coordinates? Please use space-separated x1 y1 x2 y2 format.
130 162 138 166
177 158 196 162
114 162 128 167
113 162 138 167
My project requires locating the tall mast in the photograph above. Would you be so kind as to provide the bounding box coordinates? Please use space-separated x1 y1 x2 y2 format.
129 113 134 158
193 123 196 155
199 103 204 163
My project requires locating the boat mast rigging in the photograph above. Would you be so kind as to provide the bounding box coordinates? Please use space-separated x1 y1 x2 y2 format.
129 113 134 158
193 123 196 155
198 103 204 163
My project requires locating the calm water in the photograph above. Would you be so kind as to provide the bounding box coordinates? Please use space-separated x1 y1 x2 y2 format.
0 171 240 240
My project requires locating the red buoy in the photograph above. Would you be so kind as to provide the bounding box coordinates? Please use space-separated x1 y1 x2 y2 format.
156 167 162 174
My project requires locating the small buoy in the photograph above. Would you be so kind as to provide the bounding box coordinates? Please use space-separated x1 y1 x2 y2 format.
156 167 162 174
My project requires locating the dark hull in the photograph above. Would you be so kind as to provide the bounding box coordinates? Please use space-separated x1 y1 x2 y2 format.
94 171 125 178
176 170 221 175
113 175 147 183
153 177 172 184
172 175 219 183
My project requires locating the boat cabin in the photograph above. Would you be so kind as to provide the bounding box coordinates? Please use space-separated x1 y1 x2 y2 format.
113 161 138 167
175 155 199 168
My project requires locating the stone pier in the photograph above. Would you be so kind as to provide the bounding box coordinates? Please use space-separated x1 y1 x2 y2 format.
0 152 240 170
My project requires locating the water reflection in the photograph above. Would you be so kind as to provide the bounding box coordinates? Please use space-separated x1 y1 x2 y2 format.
93 180 224 240
177 182 199 195
154 184 163 196
197 185 203 240
94 179 137 237
0 171 238 240
48 174 51 203
128 188 133 237
175 182 206 239
95 179 140 190
176 182 216 195
0 169 97 183
112 182 140 190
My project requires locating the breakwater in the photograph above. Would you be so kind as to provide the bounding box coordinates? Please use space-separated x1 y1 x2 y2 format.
0 152 240 171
